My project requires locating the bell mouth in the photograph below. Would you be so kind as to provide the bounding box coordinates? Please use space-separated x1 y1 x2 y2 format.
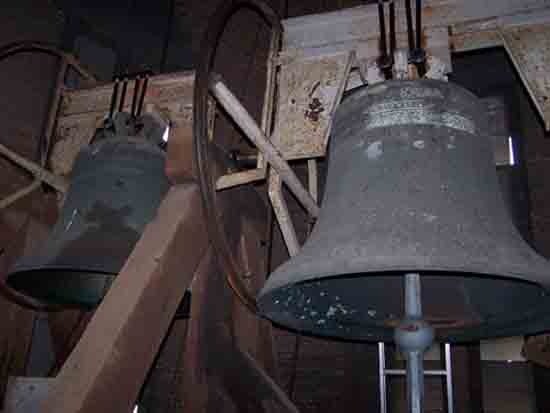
258 271 550 343
7 269 114 308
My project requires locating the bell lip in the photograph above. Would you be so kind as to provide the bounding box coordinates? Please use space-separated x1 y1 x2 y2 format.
260 260 550 295
258 269 550 343
260 311 550 344
7 267 115 309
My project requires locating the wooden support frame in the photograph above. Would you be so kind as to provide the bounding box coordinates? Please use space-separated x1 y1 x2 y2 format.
42 184 209 413
182 248 299 413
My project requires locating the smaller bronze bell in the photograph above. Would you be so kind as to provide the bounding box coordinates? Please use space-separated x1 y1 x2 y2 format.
7 114 171 308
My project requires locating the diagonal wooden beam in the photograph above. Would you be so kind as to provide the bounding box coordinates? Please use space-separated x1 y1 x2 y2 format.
182 231 299 413
42 183 209 413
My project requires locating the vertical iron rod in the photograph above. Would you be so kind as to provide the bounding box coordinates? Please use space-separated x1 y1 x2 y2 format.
377 0 393 78
415 0 423 50
118 76 128 113
109 78 120 119
389 1 396 57
404 273 425 413
378 1 388 60
404 0 415 52
405 273 422 318
131 75 142 117
379 342 388 413
444 343 454 413
407 351 424 413
136 75 149 117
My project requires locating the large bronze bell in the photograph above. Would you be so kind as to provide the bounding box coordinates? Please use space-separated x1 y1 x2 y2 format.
258 80 550 343
7 115 170 308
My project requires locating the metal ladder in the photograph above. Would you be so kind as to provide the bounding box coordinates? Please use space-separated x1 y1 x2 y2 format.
378 342 454 413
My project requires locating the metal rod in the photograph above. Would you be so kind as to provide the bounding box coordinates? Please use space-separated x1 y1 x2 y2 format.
131 75 142 117
0 143 68 192
41 59 68 166
407 350 424 413
405 273 424 413
405 273 422 318
109 78 120 119
414 0 427 76
377 0 393 77
389 0 396 56
385 369 447 376
210 76 320 218
0 41 96 82
415 0 423 50
118 76 128 113
444 343 454 413
378 1 388 60
0 180 41 210
379 342 388 413
136 75 149 117
405 0 415 52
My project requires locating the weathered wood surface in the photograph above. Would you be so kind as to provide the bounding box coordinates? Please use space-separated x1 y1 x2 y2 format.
281 0 550 132
282 0 550 51
41 183 209 413
524 335 550 369
181 247 298 413
501 23 550 131
272 51 353 160
181 179 296 413
51 71 195 177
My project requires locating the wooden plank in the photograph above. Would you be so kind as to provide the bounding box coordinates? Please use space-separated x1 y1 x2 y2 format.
533 362 550 413
47 310 92 376
180 248 214 413
42 183 209 413
231 201 280 383
280 28 451 77
181 246 299 413
451 344 484 413
524 335 550 369
501 23 550 131
282 0 550 50
60 71 195 117
139 317 189 412
272 51 353 160
181 183 297 413
53 72 194 178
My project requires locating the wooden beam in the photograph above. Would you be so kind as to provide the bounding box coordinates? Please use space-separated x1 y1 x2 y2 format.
232 201 280 383
182 246 299 413
181 183 297 413
282 0 550 50
452 344 484 413
42 183 209 413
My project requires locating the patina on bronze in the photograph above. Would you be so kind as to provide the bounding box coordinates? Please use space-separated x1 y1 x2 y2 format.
258 80 550 343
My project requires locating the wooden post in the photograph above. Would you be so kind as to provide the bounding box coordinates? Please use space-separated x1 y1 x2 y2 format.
42 183 209 413
181 185 297 412
181 246 299 413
